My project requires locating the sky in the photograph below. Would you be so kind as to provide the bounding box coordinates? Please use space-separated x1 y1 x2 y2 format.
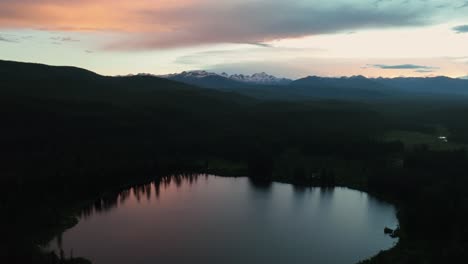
0 0 467 78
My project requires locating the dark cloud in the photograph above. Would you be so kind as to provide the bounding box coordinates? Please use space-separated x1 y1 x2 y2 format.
61 37 80 42
453 25 468 33
415 69 435 73
369 64 438 69
0 33 34 43
459 1 468 8
50 36 80 42
0 34 18 42
246 42 272 48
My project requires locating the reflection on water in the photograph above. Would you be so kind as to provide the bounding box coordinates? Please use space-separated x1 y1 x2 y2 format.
77 174 202 219
49 174 398 264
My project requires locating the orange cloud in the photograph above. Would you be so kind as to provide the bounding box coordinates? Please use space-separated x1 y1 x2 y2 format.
0 0 191 32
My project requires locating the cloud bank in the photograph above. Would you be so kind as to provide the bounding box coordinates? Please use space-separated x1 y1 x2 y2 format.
1 0 467 50
368 64 438 70
453 25 468 33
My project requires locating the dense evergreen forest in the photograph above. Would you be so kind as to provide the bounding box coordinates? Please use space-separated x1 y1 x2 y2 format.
1 60 468 263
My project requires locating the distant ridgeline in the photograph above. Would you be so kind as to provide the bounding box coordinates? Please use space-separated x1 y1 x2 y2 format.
1 60 468 264
161 70 468 101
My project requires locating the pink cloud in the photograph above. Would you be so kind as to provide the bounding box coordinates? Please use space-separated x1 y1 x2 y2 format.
0 0 466 50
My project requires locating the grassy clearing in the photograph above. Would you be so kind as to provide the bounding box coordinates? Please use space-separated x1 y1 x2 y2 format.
382 128 464 151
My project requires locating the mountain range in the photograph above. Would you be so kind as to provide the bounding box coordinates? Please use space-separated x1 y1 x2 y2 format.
2 60 467 102
158 70 468 101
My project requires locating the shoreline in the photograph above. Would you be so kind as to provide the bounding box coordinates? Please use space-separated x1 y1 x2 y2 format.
37 167 403 264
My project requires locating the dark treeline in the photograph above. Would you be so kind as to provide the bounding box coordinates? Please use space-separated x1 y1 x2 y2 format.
1 60 468 263
361 147 468 263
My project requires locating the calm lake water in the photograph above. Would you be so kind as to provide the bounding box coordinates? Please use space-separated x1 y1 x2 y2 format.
49 175 398 264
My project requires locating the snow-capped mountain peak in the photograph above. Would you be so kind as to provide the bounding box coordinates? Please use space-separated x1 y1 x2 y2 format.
229 72 291 84
162 70 220 79
162 70 292 85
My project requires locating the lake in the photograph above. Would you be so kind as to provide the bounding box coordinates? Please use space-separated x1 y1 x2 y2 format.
48 174 398 264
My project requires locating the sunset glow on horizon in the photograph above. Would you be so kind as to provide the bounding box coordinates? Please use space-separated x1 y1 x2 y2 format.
0 0 467 78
